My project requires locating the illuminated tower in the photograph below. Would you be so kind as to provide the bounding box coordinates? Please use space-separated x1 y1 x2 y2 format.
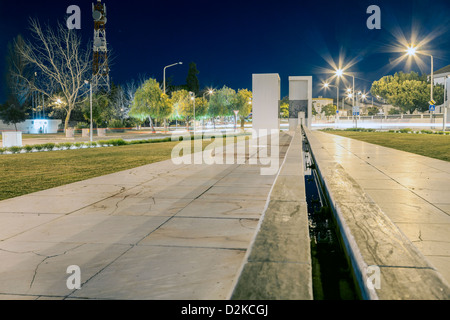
92 0 110 92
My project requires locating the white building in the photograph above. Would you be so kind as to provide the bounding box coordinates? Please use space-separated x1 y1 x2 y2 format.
433 65 450 86
0 119 62 134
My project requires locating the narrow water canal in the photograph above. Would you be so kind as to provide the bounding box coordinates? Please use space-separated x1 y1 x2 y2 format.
302 131 361 300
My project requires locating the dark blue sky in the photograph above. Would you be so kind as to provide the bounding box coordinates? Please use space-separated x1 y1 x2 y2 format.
1 0 450 103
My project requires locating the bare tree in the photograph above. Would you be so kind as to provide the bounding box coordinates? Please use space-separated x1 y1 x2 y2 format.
5 35 31 107
14 19 92 131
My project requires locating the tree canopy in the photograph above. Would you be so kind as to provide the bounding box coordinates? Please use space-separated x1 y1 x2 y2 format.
371 71 444 114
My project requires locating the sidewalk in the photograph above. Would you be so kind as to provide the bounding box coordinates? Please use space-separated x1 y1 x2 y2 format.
309 130 450 288
0 133 291 300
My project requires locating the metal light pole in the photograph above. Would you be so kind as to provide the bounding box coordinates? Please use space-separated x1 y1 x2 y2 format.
336 69 356 126
406 46 434 122
444 75 448 131
164 62 183 95
323 82 340 125
190 92 196 133
85 80 93 143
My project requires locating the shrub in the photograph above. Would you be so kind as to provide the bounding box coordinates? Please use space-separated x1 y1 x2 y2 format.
75 122 89 129
74 142 84 149
56 142 74 150
8 146 22 154
108 119 125 132
24 145 34 153
399 128 412 134
97 140 110 147
34 144 44 151
0 147 7 154
108 139 127 146
43 143 56 151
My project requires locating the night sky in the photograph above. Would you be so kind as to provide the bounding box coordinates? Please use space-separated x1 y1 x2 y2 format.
1 0 450 103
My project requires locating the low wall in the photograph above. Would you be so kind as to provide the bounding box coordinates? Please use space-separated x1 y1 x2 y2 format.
230 127 313 300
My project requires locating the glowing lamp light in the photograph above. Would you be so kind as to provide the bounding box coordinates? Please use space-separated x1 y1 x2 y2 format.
335 69 344 77
406 45 417 56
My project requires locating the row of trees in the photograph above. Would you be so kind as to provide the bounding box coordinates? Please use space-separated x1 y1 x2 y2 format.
0 19 253 132
129 78 252 132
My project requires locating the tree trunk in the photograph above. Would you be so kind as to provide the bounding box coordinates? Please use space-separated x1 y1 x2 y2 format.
164 119 168 133
213 117 216 130
149 117 155 133
64 109 72 132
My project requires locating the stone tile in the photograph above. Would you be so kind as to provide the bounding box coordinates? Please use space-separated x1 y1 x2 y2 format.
395 222 450 243
69 245 245 300
73 196 192 217
8 215 169 245
0 294 38 300
199 186 271 201
0 213 60 241
377 201 450 224
0 242 130 297
176 199 267 219
355 179 404 190
140 217 259 249
0 195 103 214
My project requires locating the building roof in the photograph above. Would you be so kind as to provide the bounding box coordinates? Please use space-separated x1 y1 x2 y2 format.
434 64 450 76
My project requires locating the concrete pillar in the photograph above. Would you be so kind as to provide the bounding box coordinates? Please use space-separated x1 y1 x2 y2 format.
298 112 306 127
289 76 313 130
252 74 280 136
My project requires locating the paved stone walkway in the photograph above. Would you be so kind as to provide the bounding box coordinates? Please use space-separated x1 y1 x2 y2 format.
310 131 450 287
0 134 291 300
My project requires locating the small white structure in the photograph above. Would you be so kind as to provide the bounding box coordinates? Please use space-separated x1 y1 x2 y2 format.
2 131 22 148
289 76 313 130
0 119 62 134
252 74 281 136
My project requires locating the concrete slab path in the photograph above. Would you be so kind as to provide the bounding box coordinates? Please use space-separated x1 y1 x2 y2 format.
309 131 450 287
0 134 292 300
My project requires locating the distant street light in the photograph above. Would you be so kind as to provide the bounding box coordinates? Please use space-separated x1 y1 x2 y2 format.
336 69 355 110
84 80 93 143
323 82 340 112
189 91 196 132
163 62 183 95
406 44 434 102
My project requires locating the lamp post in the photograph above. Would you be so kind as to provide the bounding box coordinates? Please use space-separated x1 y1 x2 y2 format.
336 69 355 109
323 82 340 111
406 45 434 122
84 80 93 143
163 62 183 95
189 92 196 133
336 69 356 126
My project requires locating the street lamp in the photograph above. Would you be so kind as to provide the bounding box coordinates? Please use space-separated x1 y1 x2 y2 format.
323 82 340 112
163 62 183 95
84 80 93 143
406 44 434 102
189 91 196 133
336 69 355 109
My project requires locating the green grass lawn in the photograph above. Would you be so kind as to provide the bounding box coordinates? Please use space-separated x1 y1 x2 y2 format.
324 130 450 162
0 138 241 201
